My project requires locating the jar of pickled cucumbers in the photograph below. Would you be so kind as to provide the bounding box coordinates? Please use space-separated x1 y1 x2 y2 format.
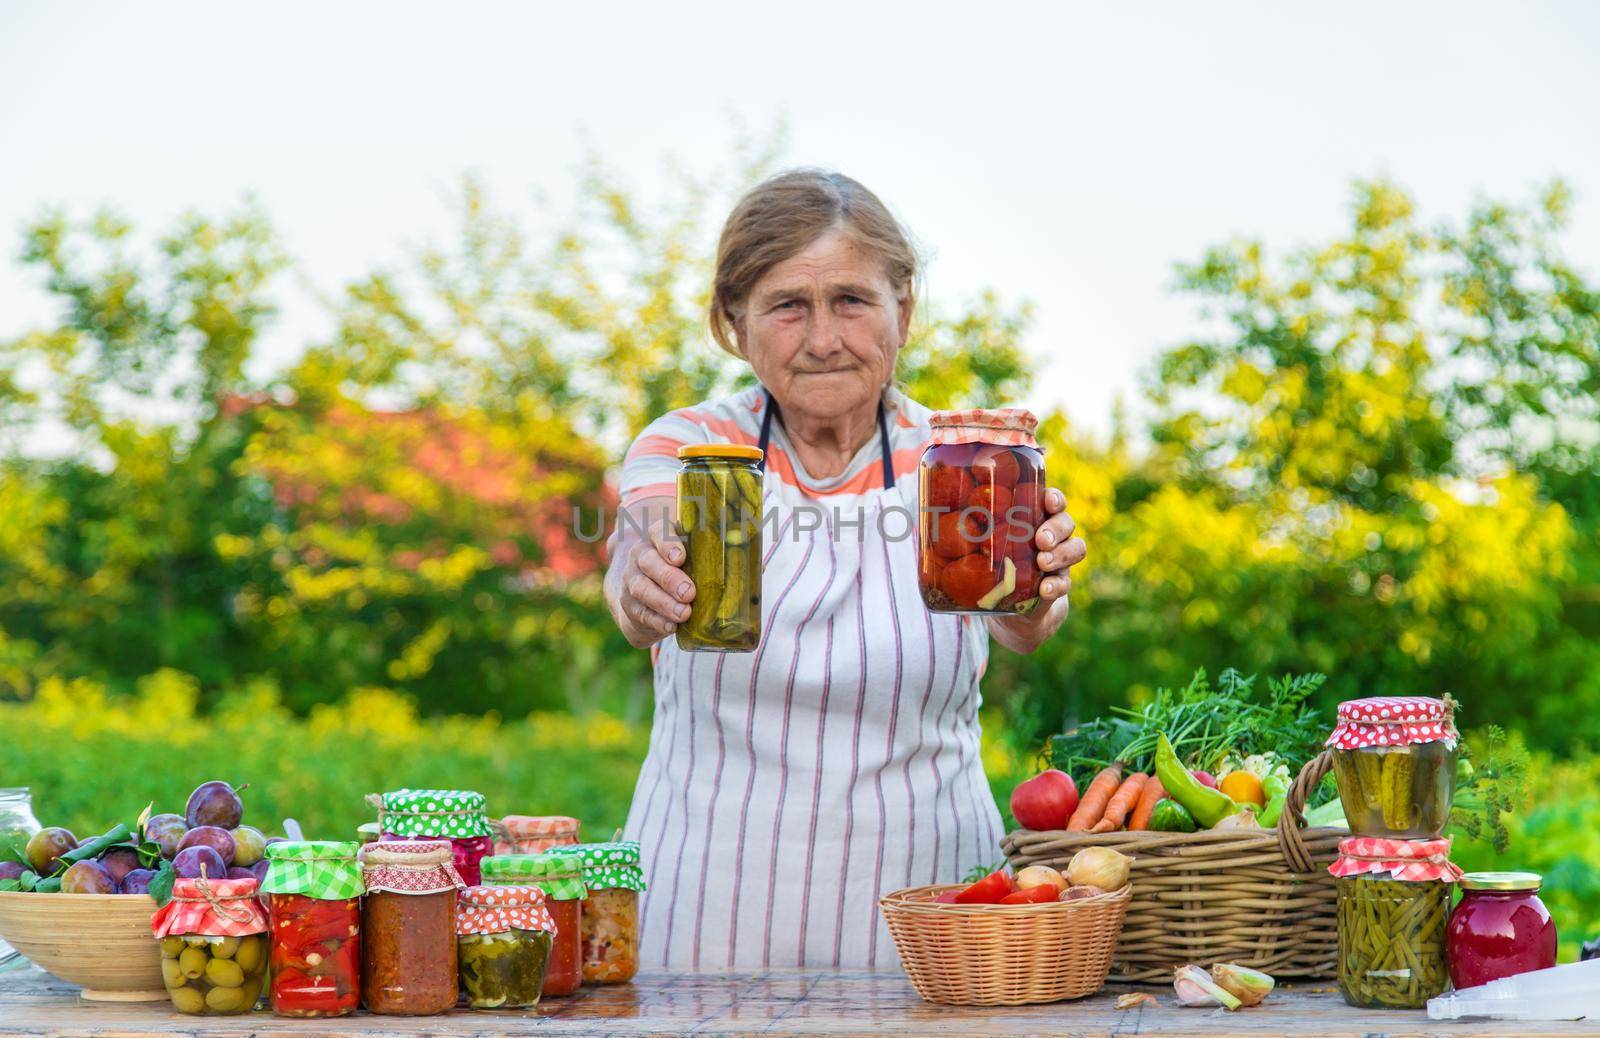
676 444 764 652
918 409 1045 614
457 884 557 1009
482 849 588 997
1331 836 1461 1009
150 874 271 1015
1327 696 1459 838
575 840 646 984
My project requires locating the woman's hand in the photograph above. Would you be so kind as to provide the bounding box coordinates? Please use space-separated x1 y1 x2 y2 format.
605 503 696 648
987 487 1086 654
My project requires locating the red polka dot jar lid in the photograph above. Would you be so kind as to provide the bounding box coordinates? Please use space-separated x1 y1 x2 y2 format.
928 408 1040 448
1325 696 1459 751
456 883 557 936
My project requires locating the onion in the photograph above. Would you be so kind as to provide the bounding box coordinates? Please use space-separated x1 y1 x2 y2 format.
1065 846 1131 892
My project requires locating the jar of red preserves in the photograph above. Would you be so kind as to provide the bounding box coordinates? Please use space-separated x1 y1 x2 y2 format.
1447 871 1558 989
482 849 588 997
918 408 1045 614
370 788 495 885
262 840 363 1017
491 814 580 856
359 840 464 1015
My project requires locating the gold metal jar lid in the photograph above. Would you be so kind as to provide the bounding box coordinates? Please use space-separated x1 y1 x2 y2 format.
1458 871 1541 892
678 444 764 461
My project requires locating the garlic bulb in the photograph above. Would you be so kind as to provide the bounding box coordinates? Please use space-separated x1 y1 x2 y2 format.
1210 962 1274 1006
1173 964 1242 1010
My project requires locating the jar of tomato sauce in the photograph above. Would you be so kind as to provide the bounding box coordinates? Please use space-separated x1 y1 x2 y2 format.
1447 871 1558 988
370 788 495 885
918 409 1045 614
359 840 464 1015
262 841 364 1017
491 814 580 856
482 849 588 997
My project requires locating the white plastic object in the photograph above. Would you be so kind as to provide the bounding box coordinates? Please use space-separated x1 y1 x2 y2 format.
1426 958 1600 1021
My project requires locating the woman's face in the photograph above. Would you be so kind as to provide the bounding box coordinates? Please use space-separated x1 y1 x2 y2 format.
737 228 911 423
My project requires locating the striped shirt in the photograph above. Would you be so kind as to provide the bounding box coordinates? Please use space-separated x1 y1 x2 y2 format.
620 384 1003 969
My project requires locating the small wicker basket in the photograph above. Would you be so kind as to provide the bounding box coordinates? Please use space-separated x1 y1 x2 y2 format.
1002 750 1345 982
880 882 1131 1005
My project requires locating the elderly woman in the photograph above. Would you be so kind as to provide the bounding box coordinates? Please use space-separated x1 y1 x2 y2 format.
606 170 1086 970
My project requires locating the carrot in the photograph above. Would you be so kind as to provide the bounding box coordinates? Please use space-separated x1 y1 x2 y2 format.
1128 775 1167 831
1089 817 1117 834
1066 764 1123 831
1098 772 1147 831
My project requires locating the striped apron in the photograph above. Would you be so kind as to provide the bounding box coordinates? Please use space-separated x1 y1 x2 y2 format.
623 394 1003 969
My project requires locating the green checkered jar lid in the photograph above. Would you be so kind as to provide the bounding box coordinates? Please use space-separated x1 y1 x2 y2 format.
480 849 587 901
261 840 366 900
574 841 646 892
369 788 491 839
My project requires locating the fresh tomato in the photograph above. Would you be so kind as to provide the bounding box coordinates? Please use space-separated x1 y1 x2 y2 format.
932 891 961 904
940 553 997 609
953 869 1013 904
999 885 1059 905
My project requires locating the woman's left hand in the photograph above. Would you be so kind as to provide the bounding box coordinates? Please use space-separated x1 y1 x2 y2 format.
987 487 1086 654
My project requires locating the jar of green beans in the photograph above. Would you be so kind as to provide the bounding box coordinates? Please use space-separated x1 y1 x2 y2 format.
1332 837 1459 1010
675 445 764 652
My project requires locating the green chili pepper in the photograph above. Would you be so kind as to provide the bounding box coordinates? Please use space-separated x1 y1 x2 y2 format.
1257 773 1290 828
1155 734 1243 829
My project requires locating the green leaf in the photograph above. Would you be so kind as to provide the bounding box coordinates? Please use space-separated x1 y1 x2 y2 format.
0 834 29 867
147 859 176 907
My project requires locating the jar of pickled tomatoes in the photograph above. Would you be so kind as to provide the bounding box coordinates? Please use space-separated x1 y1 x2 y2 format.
918 408 1045 614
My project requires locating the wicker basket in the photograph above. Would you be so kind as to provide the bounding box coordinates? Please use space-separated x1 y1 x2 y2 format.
880 882 1131 1005
1002 750 1345 983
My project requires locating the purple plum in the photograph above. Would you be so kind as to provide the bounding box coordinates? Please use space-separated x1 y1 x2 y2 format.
100 846 141 884
230 825 266 867
60 860 116 894
24 827 77 875
144 813 187 860
246 860 268 885
177 825 235 866
0 862 25 882
225 866 255 881
184 781 244 830
173 845 226 880
119 868 156 895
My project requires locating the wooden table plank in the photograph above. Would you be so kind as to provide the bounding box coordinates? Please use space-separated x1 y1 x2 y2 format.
0 964 1592 1037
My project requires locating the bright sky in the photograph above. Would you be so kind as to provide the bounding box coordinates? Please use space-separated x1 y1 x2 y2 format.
2 1 1597 437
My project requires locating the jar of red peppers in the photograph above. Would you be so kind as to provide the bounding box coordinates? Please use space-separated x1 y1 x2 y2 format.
1446 871 1558 989
918 408 1046 614
150 874 270 1015
575 841 646 984
491 814 580 856
370 788 495 885
359 840 464 1015
457 884 557 1009
482 849 587 997
261 840 363 1017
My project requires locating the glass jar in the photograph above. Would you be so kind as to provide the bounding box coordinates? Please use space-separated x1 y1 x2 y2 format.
360 840 464 1015
370 788 495 885
1331 836 1458 1010
492 815 580 856
575 841 645 984
918 409 1045 615
457 884 557 1009
482 849 588 997
262 841 364 1017
1327 696 1459 838
676 445 764 652
0 788 40 961
150 876 270 1015
1447 871 1558 989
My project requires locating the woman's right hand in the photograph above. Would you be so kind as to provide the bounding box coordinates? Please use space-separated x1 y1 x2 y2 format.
605 505 696 648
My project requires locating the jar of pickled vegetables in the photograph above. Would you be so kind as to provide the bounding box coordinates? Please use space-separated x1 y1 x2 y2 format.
359 840 464 1015
575 840 646 984
482 849 588 997
1328 696 1459 838
918 409 1045 614
676 444 764 652
370 788 496 885
1331 836 1461 1009
150 874 270 1015
457 884 558 1009
491 814 580 856
262 840 364 1017
1447 871 1558 989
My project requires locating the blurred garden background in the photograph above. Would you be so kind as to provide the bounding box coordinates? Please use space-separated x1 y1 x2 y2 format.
2 4 1599 959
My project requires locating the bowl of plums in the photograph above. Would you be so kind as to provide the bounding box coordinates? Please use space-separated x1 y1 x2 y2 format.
0 780 279 1001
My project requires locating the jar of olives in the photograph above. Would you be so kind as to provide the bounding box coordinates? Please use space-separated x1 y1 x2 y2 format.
457 884 558 1009
360 840 464 1015
1331 836 1461 1009
482 849 588 997
575 841 646 984
262 841 364 1017
370 788 496 885
1328 696 1459 839
918 409 1046 614
676 444 764 652
150 874 270 1015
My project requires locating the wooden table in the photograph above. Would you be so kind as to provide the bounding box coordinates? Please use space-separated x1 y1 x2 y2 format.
0 964 1592 1037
